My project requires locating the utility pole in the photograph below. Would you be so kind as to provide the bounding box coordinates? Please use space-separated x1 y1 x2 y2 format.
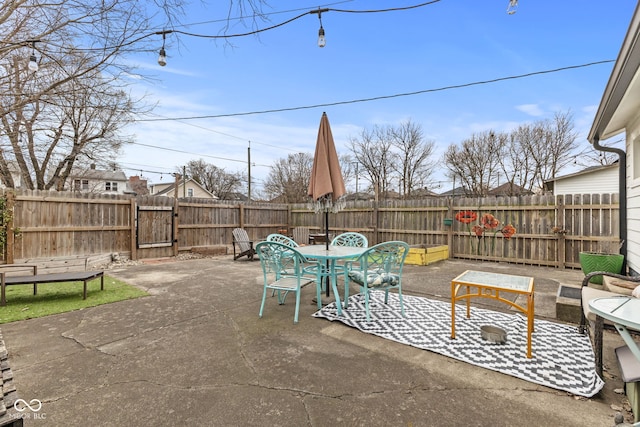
183 165 186 197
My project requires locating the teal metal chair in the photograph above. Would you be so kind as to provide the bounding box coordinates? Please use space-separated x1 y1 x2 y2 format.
266 233 298 247
256 241 314 324
265 233 317 293
331 232 368 248
330 232 369 283
343 241 410 321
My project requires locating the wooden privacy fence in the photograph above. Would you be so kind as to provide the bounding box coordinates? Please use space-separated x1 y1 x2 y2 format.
0 190 619 269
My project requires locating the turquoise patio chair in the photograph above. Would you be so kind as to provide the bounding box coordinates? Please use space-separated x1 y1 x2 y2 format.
266 233 297 247
256 241 314 324
331 232 369 280
343 241 410 321
331 232 368 249
266 233 318 291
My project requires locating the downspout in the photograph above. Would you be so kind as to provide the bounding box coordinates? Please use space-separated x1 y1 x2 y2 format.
592 135 627 272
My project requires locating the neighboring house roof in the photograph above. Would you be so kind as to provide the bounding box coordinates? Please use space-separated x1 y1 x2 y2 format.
219 192 248 201
410 188 439 198
152 178 217 199
343 192 374 201
487 183 533 197
69 169 127 182
589 3 640 142
438 186 468 197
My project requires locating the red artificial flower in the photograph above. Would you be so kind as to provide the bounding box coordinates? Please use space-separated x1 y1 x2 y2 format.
481 213 500 230
455 210 478 224
501 224 516 240
472 225 484 237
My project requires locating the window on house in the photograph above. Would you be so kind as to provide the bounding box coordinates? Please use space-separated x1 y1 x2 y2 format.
105 182 118 192
187 188 193 197
74 179 89 190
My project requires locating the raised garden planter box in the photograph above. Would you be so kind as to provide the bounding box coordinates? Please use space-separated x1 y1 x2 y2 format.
405 245 449 266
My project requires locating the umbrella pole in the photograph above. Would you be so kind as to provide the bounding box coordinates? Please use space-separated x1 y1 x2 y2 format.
325 210 330 250
325 210 330 297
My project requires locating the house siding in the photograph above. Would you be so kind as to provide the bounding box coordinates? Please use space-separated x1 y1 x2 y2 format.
627 116 640 274
553 167 619 195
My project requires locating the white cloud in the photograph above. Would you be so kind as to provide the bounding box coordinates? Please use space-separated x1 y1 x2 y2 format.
516 104 545 116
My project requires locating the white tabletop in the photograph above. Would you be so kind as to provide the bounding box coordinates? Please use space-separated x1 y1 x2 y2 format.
296 245 367 260
589 296 640 331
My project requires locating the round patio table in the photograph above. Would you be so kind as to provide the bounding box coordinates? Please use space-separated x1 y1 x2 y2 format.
296 245 367 314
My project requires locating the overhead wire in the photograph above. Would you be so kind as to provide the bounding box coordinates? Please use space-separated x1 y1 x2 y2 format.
4 1 442 53
137 60 615 122
129 142 271 167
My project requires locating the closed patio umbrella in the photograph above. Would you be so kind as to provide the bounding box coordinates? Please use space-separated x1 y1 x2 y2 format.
308 112 346 250
308 112 346 298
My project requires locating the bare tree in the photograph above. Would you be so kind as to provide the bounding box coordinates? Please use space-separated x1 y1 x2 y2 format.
0 49 143 190
263 152 313 203
574 143 621 168
506 111 579 192
0 1 270 189
443 131 505 197
388 119 435 198
348 125 395 199
185 159 244 199
499 126 540 193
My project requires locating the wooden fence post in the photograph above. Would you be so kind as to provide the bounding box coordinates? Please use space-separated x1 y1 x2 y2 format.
130 198 137 261
373 202 379 245
557 196 565 268
5 191 15 265
173 198 179 257
447 200 453 259
238 204 245 229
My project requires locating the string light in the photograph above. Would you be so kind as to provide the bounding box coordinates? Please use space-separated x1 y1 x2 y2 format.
507 0 518 15
28 41 38 72
312 8 328 48
157 32 167 66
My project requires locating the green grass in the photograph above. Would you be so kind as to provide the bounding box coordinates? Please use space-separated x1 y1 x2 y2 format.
0 275 148 324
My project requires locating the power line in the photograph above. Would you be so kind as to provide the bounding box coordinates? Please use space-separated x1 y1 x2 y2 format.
138 112 309 153
129 142 271 167
138 60 616 122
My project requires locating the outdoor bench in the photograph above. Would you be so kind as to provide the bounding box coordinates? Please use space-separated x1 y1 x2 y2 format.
0 265 104 306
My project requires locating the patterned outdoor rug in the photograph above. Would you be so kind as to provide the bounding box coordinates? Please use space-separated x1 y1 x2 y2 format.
313 291 604 397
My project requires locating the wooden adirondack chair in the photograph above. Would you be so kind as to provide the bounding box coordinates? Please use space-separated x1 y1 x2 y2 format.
232 228 255 260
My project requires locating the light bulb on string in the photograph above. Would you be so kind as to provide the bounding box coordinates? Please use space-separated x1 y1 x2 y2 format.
318 26 326 48
507 0 518 15
158 32 167 66
313 8 327 48
28 41 38 72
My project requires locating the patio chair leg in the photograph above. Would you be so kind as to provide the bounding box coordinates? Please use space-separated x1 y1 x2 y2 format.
259 287 268 318
294 290 301 324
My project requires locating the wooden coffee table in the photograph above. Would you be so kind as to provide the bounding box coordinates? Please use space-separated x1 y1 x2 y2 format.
451 270 535 358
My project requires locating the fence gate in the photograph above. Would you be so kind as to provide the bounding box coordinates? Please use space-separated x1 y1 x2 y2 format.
136 205 176 258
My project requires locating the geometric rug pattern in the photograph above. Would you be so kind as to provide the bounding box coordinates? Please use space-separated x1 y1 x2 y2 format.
313 291 604 397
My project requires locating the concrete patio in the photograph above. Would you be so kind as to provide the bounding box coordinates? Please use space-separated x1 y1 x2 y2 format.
0 256 633 426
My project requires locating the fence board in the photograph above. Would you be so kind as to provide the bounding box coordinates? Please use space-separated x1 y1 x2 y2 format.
0 190 621 269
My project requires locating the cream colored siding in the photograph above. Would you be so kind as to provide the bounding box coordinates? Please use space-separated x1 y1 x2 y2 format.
627 120 640 274
553 167 619 195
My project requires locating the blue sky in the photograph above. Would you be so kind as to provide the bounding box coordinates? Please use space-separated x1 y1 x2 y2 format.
122 1 638 194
